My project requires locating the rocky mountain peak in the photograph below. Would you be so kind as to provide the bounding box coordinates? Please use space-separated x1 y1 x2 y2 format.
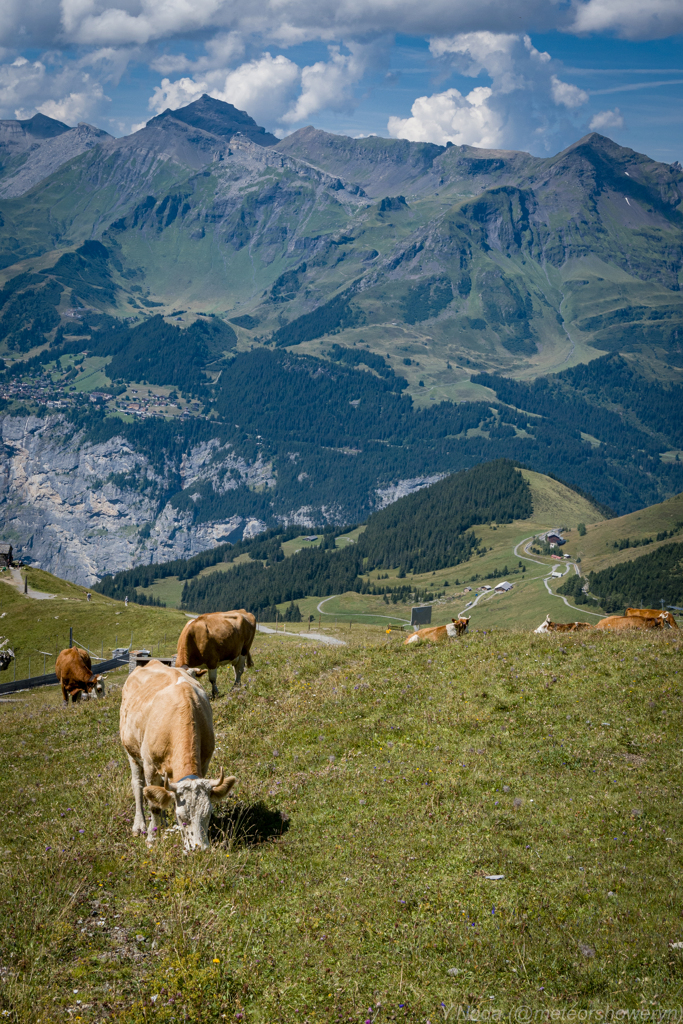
14 111 71 138
146 94 279 147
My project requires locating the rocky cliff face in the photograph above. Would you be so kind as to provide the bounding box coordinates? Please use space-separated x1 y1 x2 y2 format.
0 412 444 585
0 414 267 585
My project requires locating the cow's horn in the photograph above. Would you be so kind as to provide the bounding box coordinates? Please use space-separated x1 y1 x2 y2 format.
163 772 178 793
210 768 236 799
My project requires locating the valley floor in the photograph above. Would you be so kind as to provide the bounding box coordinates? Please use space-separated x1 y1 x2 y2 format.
1 626 682 1020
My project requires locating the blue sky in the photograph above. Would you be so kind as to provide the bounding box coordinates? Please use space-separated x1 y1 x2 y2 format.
0 2 681 161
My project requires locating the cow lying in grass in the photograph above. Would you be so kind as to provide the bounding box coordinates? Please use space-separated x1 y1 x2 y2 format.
403 618 469 645
176 609 256 697
56 647 106 704
625 608 678 628
534 616 593 633
595 615 663 631
119 659 236 851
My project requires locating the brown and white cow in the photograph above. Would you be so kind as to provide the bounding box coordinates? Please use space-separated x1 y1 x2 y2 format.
176 610 256 697
119 659 236 850
625 608 678 628
56 647 106 704
403 618 469 645
595 615 662 631
534 616 594 634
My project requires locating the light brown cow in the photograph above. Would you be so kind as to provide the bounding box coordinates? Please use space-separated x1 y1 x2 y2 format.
119 659 236 850
176 610 256 697
595 615 662 631
56 647 105 704
403 617 469 645
625 608 678 628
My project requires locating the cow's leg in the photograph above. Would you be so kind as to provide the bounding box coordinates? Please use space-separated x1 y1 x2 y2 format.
128 755 147 835
232 655 246 688
143 770 165 844
60 679 68 706
208 668 219 699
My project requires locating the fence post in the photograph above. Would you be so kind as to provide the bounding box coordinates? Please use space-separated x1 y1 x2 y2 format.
69 627 73 648
28 656 30 678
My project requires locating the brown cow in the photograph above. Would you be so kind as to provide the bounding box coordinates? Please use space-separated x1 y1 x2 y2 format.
625 608 678 628
120 659 235 850
403 618 469 645
56 647 106 704
176 609 256 697
595 615 662 631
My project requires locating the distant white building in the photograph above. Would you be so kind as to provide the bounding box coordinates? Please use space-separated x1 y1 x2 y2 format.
494 581 513 592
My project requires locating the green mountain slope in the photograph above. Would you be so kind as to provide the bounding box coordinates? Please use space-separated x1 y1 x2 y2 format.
0 99 682 387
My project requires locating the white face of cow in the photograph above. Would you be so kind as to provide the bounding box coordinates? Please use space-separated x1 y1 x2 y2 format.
94 675 105 696
146 771 236 852
172 779 216 851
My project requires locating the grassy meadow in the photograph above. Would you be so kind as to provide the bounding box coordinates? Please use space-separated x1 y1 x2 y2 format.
0 568 190 681
1 624 682 1022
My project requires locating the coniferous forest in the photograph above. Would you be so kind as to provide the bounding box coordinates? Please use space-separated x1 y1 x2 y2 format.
588 543 683 613
177 460 530 614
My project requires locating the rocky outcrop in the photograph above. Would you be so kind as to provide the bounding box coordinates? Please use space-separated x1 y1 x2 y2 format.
375 475 447 509
0 414 267 585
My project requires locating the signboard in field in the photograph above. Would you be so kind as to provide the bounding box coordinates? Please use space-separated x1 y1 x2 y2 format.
411 605 432 627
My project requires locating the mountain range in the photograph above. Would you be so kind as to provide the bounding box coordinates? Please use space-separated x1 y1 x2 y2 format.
1 96 682 583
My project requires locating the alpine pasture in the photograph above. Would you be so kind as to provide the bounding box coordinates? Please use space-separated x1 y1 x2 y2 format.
1 621 682 1021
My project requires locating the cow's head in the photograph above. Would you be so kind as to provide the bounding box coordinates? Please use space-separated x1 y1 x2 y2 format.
87 673 106 697
534 615 552 634
659 611 678 629
144 769 236 852
183 668 208 679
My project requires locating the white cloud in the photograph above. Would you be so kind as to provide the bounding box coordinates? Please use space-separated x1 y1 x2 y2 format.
571 0 683 40
589 107 624 131
388 86 503 148
0 47 121 122
37 81 107 122
388 30 602 151
149 43 369 129
149 53 301 126
0 1 680 59
550 75 588 108
281 45 365 123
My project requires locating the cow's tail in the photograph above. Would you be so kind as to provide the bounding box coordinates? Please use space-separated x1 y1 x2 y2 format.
245 650 254 668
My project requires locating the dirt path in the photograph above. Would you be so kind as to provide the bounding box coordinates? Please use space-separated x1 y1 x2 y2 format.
0 568 56 600
257 624 346 646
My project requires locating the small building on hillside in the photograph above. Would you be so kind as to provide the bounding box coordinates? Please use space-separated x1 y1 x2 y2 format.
547 532 565 545
0 543 13 567
494 581 513 593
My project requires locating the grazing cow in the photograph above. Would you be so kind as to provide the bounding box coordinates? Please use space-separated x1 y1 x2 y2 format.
534 616 594 634
403 617 469 645
176 610 256 697
595 615 662 631
625 608 678 629
56 647 106 704
119 659 236 850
